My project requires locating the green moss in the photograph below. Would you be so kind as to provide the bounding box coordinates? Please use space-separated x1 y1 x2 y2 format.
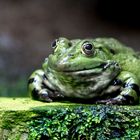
0 111 32 139
28 106 140 140
0 98 140 139
0 98 84 111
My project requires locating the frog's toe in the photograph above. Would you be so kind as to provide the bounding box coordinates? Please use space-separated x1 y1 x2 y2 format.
105 99 124 105
40 93 53 102
96 97 126 105
55 92 64 98
38 90 53 102
96 99 110 104
105 96 134 105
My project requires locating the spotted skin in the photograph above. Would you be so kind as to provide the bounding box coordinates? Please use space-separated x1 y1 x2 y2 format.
28 38 140 104
28 70 64 102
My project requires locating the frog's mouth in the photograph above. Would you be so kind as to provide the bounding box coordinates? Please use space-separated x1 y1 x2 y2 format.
63 61 120 75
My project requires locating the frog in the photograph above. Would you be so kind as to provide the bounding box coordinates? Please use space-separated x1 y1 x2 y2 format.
28 37 140 104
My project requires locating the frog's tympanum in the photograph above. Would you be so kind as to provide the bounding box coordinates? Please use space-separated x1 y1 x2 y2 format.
28 38 140 104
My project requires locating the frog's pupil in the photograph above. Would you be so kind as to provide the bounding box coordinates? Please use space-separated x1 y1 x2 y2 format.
85 44 93 50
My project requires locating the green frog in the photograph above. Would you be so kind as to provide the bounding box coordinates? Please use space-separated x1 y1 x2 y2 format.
28 38 140 104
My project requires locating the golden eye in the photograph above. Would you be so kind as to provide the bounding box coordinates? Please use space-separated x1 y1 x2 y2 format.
82 42 95 56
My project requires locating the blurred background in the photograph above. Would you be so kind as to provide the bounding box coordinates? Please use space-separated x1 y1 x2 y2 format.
0 0 140 97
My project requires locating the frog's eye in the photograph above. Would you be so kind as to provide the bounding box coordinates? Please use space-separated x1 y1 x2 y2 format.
81 42 95 56
51 39 58 49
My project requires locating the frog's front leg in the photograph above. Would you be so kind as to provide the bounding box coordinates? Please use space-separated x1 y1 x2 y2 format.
28 69 64 102
97 71 140 105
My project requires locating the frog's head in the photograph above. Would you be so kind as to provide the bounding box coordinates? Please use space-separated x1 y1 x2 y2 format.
45 38 121 96
47 37 120 76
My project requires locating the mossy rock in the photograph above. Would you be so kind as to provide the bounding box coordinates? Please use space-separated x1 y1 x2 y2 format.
0 98 140 140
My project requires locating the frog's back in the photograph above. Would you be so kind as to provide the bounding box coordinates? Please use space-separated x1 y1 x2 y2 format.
94 38 140 81
94 38 134 54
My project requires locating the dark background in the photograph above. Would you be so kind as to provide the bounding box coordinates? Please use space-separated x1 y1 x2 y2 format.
0 0 140 97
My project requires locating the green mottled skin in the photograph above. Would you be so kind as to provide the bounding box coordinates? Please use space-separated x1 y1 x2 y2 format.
28 38 140 104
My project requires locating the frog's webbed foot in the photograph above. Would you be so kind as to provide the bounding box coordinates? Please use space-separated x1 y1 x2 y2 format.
38 90 64 102
28 69 64 102
96 95 133 105
38 89 53 102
